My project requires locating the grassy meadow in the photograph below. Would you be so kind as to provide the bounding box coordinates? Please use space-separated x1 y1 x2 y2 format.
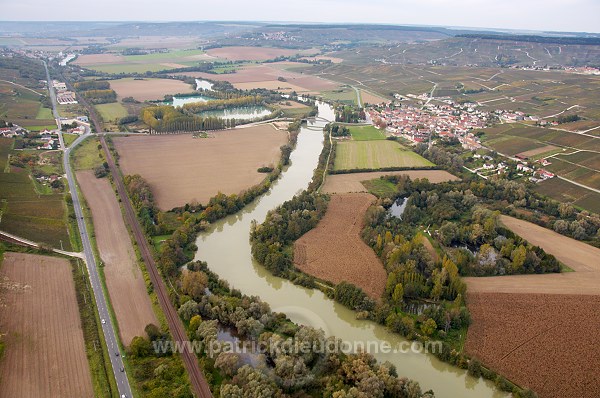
334 140 434 171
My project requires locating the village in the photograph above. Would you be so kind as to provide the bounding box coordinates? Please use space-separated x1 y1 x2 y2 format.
364 96 556 185
367 98 490 149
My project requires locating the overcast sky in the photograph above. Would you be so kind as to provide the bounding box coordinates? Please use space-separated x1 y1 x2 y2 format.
2 0 600 33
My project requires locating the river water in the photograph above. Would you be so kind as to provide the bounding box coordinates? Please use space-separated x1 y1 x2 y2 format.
195 102 504 397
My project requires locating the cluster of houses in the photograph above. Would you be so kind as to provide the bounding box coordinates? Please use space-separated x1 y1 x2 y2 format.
36 173 61 185
470 154 555 182
0 125 27 137
367 100 490 148
496 110 553 125
53 80 78 105
38 130 60 150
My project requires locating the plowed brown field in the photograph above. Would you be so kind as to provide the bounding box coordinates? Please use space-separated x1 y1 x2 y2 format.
110 77 193 101
113 125 287 210
465 216 600 398
77 170 158 345
0 253 94 398
466 293 600 398
294 193 386 299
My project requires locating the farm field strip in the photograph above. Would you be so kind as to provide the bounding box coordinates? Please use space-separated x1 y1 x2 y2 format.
0 140 71 249
205 46 308 61
294 193 387 299
74 49 211 74
113 125 287 210
322 170 459 194
109 77 194 101
465 293 600 398
0 252 94 398
465 215 600 398
333 140 434 170
77 170 158 345
173 62 339 93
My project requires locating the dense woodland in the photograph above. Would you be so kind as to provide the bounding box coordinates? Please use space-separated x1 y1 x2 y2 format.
417 146 600 245
250 191 329 276
129 260 436 398
335 105 366 123
141 105 240 132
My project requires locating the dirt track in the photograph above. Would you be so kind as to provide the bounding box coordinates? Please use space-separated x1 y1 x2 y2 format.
294 193 386 299
321 170 459 194
0 253 94 398
77 170 158 345
113 125 287 210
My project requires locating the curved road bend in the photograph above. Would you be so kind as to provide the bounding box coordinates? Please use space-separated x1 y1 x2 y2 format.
99 135 213 398
43 60 133 397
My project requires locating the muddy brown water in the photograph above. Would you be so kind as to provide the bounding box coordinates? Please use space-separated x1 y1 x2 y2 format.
195 102 505 397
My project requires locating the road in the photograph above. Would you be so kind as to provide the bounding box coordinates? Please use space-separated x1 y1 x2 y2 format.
0 230 83 258
61 63 212 397
43 60 133 398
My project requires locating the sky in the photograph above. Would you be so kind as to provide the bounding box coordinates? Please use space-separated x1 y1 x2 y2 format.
2 0 600 33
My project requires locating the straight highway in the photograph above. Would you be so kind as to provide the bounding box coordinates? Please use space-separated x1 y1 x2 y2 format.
55 60 213 397
44 60 133 398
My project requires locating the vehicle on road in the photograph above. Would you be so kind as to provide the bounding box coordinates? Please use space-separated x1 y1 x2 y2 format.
101 318 105 324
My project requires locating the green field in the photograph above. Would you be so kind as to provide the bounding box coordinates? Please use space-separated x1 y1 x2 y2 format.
62 133 79 147
348 125 386 141
333 140 434 170
72 136 104 170
0 81 55 128
80 49 207 74
361 178 397 197
95 103 128 122
320 87 357 105
0 138 71 249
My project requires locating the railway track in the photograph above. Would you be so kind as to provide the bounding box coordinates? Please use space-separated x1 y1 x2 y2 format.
99 136 213 398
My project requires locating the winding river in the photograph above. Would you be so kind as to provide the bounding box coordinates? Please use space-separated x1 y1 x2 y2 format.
195 102 505 397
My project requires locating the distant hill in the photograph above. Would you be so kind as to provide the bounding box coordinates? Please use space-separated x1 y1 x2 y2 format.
457 33 600 46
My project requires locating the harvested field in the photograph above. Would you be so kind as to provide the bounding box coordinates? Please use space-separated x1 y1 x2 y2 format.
74 53 126 65
206 46 301 61
0 252 94 398
109 77 193 101
498 215 600 273
322 170 458 194
77 170 158 345
465 293 600 398
75 49 209 74
465 216 600 397
515 144 558 159
294 193 386 299
466 215 600 295
174 63 338 93
360 89 388 105
113 125 287 210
